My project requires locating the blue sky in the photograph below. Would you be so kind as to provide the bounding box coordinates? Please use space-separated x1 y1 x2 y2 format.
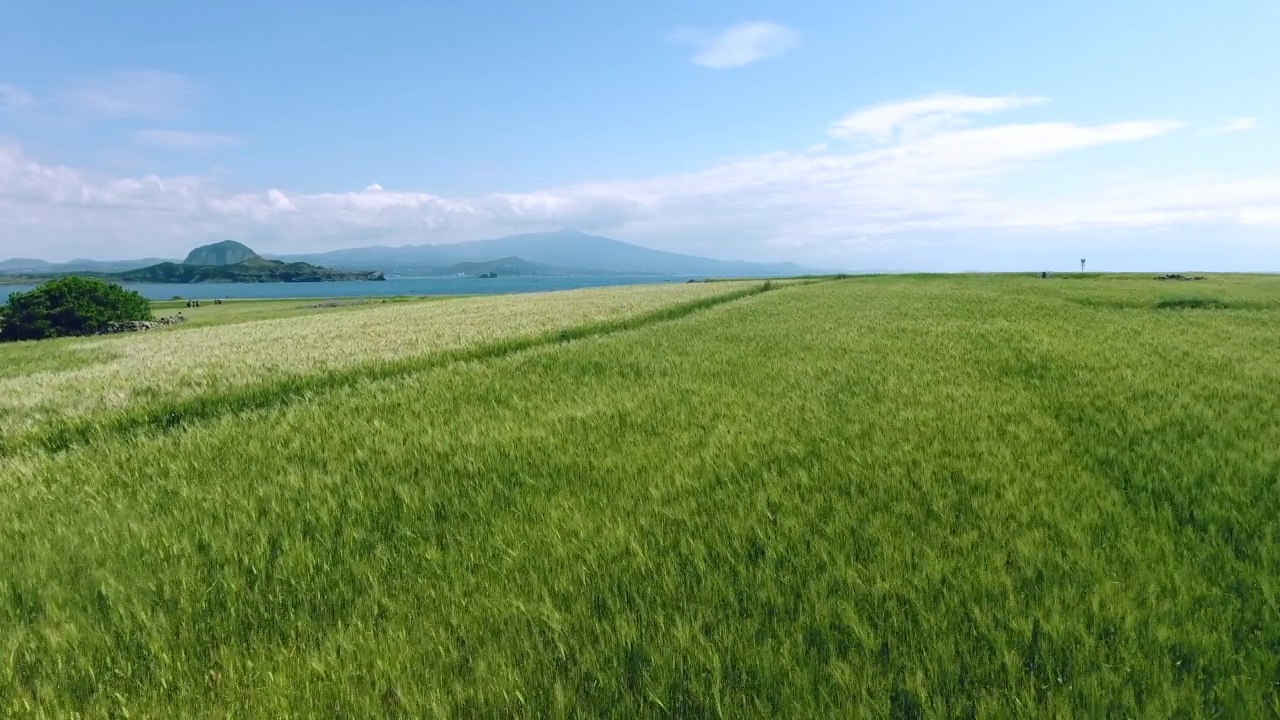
1 0 1278 270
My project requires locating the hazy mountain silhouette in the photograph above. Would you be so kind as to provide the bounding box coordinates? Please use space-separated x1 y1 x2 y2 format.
3 230 813 278
276 230 809 276
0 257 173 274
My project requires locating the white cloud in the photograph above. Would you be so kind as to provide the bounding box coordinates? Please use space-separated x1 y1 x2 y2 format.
673 21 800 69
0 83 34 109
829 92 1049 143
2 93 1275 267
58 70 201 120
1240 206 1280 225
132 129 242 151
1206 117 1257 134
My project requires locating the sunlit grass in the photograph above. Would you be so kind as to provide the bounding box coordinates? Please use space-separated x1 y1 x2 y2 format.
1 274 1278 717
0 282 750 438
147 295 446 327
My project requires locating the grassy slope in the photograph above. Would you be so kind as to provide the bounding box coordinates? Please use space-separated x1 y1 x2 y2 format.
2 276 1279 717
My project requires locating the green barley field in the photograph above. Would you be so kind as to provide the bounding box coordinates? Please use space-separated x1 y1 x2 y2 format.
2 275 1278 717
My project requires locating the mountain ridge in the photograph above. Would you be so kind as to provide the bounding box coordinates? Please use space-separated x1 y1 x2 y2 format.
275 230 811 276
0 257 175 274
2 231 816 278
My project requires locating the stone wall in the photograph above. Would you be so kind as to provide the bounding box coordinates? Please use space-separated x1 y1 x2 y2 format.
100 315 189 335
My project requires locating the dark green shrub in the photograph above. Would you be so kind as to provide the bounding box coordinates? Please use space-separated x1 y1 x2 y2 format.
0 276 153 341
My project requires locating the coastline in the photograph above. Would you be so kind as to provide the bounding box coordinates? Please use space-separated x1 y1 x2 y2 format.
2 274 696 301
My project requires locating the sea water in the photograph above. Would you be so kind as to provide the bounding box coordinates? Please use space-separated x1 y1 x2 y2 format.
1 275 700 302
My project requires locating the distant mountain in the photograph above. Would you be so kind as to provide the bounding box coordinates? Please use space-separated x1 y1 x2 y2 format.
0 258 53 272
0 257 172 275
0 241 383 284
184 240 259 266
277 230 809 277
2 230 815 281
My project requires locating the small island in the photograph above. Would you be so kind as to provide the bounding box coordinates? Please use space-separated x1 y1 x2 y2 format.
445 257 556 278
0 240 385 284
119 241 385 283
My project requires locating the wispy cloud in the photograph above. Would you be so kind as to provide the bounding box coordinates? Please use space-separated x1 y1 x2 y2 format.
0 83 34 109
829 92 1049 143
1206 117 1257 134
58 70 201 120
1241 206 1280 224
672 21 800 69
1 90 1221 266
132 129 242 151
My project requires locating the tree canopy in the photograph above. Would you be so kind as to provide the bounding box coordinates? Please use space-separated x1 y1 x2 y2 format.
0 276 152 341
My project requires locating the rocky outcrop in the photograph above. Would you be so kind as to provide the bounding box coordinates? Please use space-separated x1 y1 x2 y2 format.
299 299 378 309
99 314 189 335
1155 274 1205 281
184 240 260 266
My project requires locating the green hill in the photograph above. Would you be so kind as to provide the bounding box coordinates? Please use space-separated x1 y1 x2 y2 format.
183 240 260 266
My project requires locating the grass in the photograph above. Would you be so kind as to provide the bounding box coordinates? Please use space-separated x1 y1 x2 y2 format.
2 275 1279 717
148 296 444 328
0 282 751 440
1153 296 1231 310
0 297 429 381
